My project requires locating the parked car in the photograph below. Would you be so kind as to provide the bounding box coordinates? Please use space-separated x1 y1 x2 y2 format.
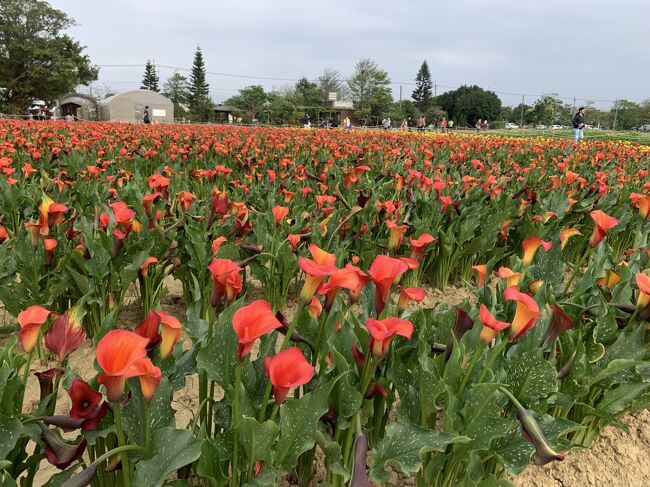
536 125 547 130
637 124 650 131
504 123 519 129
550 125 563 130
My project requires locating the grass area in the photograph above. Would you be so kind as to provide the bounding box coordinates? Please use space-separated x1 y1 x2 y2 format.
490 128 650 145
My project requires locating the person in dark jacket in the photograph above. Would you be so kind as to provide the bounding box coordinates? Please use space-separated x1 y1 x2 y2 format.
572 107 586 143
143 106 151 124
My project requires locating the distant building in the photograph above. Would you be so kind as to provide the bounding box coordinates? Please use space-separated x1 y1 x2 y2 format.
331 100 355 125
99 90 174 123
58 93 100 121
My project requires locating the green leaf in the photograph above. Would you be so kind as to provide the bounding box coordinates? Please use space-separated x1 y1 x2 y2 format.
123 379 175 447
133 428 203 487
275 379 337 472
598 382 650 415
196 298 245 387
316 429 349 481
196 437 228 487
492 415 580 475
0 415 23 460
369 421 470 483
505 351 558 406
588 359 648 387
42 467 77 487
236 416 279 464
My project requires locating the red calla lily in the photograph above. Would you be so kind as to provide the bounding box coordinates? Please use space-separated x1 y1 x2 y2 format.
264 347 315 404
232 300 282 360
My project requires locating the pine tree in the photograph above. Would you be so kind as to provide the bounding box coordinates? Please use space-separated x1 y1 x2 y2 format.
141 60 159 92
188 46 212 121
411 60 433 113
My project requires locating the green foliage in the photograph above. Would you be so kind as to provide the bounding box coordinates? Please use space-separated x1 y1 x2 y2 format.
188 46 213 121
411 60 433 113
348 58 393 122
0 0 98 113
436 85 502 126
141 60 160 92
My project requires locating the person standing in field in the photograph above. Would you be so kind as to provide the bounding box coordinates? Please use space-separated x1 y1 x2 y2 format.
441 117 448 133
400 118 408 130
572 107 586 143
475 119 482 132
143 106 151 124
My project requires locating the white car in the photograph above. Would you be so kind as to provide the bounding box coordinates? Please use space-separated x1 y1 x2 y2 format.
536 125 547 130
550 125 562 130
504 123 519 129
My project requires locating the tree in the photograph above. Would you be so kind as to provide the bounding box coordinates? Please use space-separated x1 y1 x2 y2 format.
318 68 349 101
530 95 572 126
294 77 322 118
0 0 98 113
140 60 159 92
411 60 433 113
162 72 190 118
611 99 642 130
509 103 535 125
436 85 501 127
224 85 267 122
188 46 212 121
348 59 393 123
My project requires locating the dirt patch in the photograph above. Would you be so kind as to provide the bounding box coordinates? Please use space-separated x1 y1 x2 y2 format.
516 409 650 487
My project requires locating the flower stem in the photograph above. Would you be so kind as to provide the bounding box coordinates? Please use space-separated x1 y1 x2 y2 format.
562 249 590 295
457 343 485 397
145 402 152 451
112 402 132 487
476 338 508 384
231 363 242 487
20 349 33 409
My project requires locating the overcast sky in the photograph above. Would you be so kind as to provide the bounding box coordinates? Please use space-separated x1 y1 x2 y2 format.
51 0 650 108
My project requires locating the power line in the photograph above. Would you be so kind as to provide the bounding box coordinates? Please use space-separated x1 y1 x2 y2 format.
96 63 620 105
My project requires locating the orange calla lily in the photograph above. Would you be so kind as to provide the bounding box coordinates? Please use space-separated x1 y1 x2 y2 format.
479 305 510 344
298 244 338 302
522 236 552 266
17 305 51 353
560 228 582 250
589 210 618 247
497 267 522 287
156 310 182 359
96 329 150 402
636 272 650 310
504 286 541 340
368 255 409 315
232 300 282 360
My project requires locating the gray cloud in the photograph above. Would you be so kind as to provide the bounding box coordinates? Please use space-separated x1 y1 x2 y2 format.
51 0 650 107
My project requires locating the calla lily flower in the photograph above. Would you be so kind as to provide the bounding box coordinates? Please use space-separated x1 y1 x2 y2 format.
208 258 243 307
478 305 510 344
498 267 522 287
521 236 552 266
17 305 51 353
504 286 541 340
298 244 338 302
560 228 582 250
232 300 282 360
368 255 409 315
157 310 182 359
40 424 88 470
264 347 315 404
589 210 618 247
44 305 86 362
96 330 150 402
636 272 650 310
365 317 413 358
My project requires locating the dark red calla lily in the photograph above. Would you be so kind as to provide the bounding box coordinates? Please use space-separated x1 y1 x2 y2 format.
44 306 86 362
68 379 102 419
40 424 87 470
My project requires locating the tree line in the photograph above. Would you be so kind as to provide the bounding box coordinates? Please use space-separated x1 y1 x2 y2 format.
2 0 649 129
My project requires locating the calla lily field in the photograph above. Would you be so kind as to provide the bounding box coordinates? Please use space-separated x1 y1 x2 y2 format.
0 120 649 486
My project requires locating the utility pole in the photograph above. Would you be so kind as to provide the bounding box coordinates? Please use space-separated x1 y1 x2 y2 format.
434 81 437 97
572 95 576 112
613 99 619 130
399 85 402 103
520 94 525 128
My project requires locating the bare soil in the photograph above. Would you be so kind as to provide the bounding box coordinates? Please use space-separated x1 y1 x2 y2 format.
7 277 649 486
